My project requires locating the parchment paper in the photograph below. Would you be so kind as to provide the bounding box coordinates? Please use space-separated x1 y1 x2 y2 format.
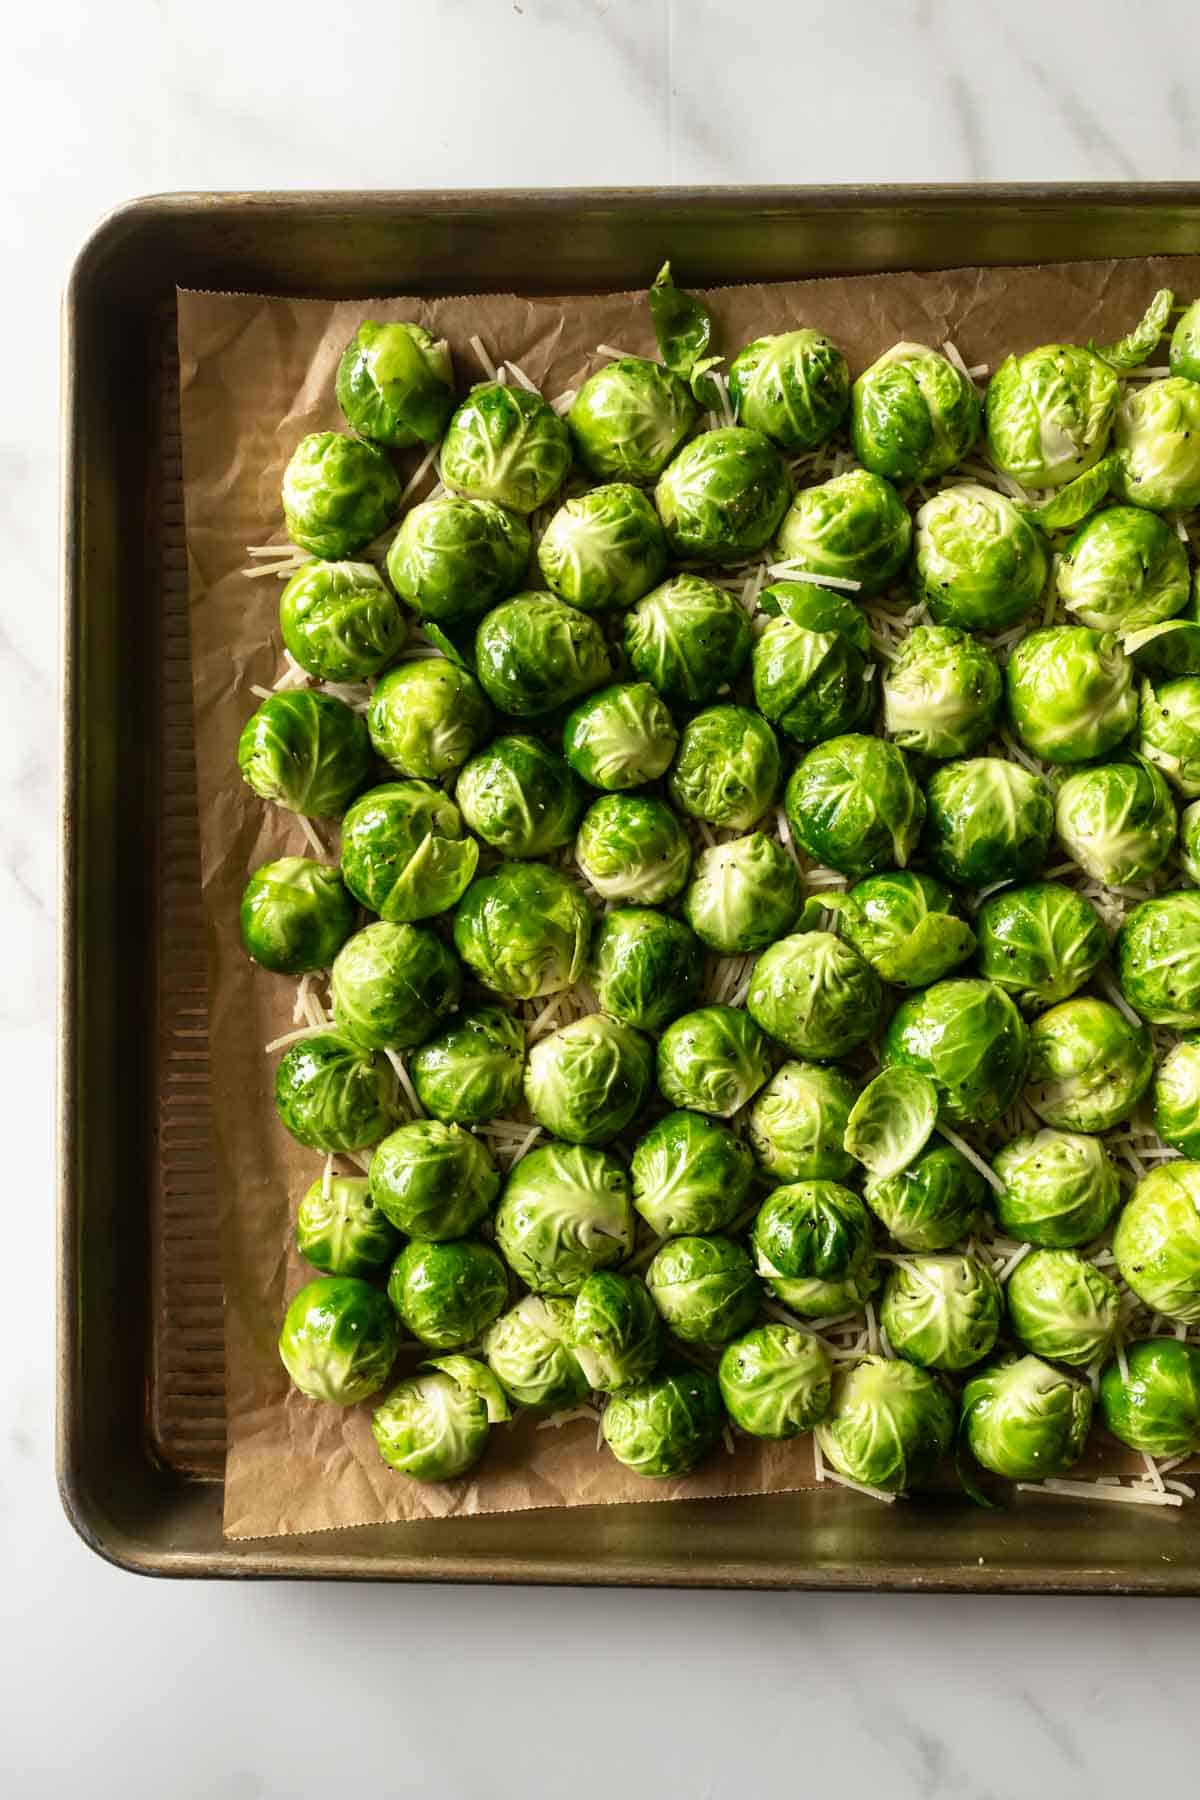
177 254 1200 1540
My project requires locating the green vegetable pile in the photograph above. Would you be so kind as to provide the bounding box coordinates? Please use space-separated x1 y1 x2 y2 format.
239 277 1200 1503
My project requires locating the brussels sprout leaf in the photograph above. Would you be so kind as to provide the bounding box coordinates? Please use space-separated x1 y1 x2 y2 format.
843 1067 938 1178
649 261 714 380
796 895 832 932
689 354 725 408
425 1354 512 1422
1094 287 1174 371
1017 457 1114 531
1124 616 1200 675
421 620 473 669
955 1419 999 1510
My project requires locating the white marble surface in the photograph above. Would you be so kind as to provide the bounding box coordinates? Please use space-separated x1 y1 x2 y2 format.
7 0 1200 1792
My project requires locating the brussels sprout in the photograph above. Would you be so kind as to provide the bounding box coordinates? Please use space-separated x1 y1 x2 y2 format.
975 883 1108 1013
274 1034 394 1152
368 1118 500 1239
851 342 980 484
1006 1249 1120 1368
764 1259 880 1320
569 1272 662 1393
729 329 850 452
240 857 356 975
1183 800 1200 884
1006 627 1136 764
961 1354 1093 1479
1116 893 1200 1027
282 431 402 559
881 1254 1001 1372
368 659 492 781
881 625 1003 758
562 682 678 790
748 1062 857 1183
985 344 1119 488
655 426 791 561
1113 1161 1200 1323
537 484 668 612
682 833 802 957
474 591 611 718
832 870 975 988
1112 375 1200 512
295 1173 400 1277
1053 756 1177 887
410 1005 526 1127
371 1369 490 1481
923 757 1054 888
656 1004 772 1118
1154 1037 1200 1157
335 320 454 447
668 706 781 831
387 1238 508 1350
1138 676 1200 796
386 496 531 626
863 1141 987 1252
456 735 585 858
279 561 406 682
630 1110 755 1237
1100 1338 1200 1456
574 793 692 903
991 1129 1122 1248
785 734 924 878
441 382 571 514
751 601 873 747
494 1142 634 1295
523 1014 654 1146
453 861 591 999
567 357 698 482
1171 300 1200 383
912 486 1048 632
747 931 882 1062
719 1323 833 1438
1055 505 1191 635
1025 997 1153 1131
601 1365 725 1478
882 980 1028 1126
645 1234 759 1345
752 1181 874 1287
844 1068 938 1180
816 1356 955 1493
775 469 912 597
331 921 461 1052
279 1276 399 1405
590 908 703 1032
482 1295 589 1408
623 573 753 707
340 781 478 922
237 690 372 818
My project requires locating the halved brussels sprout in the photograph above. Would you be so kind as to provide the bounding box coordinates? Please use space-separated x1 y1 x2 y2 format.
335 320 454 447
851 342 980 484
1006 1249 1120 1368
844 1068 938 1180
883 979 1028 1126
748 1062 856 1184
453 861 591 999
456 735 586 858
279 560 406 681
1113 1162 1200 1324
975 883 1108 1013
985 344 1119 489
1053 756 1177 887
645 1234 759 1345
656 1004 772 1118
1116 893 1200 1027
282 431 402 558
1138 675 1200 796
386 496 531 626
601 1365 724 1478
278 1276 399 1405
924 758 1053 889
729 329 850 451
718 1322 833 1438
752 1180 874 1287
863 1141 986 1252
441 382 571 513
630 1110 755 1237
882 625 1003 758
387 1238 508 1350
570 1272 663 1393
568 357 698 482
562 682 678 790
1112 376 1200 512
1025 996 1153 1131
750 591 874 746
655 426 791 561
1056 505 1191 635
410 1005 525 1127
1171 301 1200 382
340 781 479 922
475 591 611 718
372 1369 491 1481
494 1142 634 1296
785 734 924 879
623 573 753 706
1006 626 1136 764
368 659 492 780
816 1356 955 1493
574 793 692 903
832 870 975 989
238 690 372 818
668 705 781 831
991 1128 1122 1248
881 1254 1002 1372
747 931 882 1062
523 1013 654 1146
682 833 801 958
240 857 356 975
775 468 912 596
482 1295 589 1409
1100 1338 1200 1456
368 1118 500 1240
961 1354 1093 1479
274 1034 394 1152
912 486 1048 633
295 1173 401 1278
1154 1037 1200 1157
536 484 668 612
331 920 462 1051
590 907 703 1032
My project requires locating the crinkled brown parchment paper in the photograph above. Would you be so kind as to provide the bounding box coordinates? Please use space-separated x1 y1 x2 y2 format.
177 254 1200 1540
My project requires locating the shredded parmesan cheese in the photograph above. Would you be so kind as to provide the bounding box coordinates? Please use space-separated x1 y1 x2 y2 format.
933 1124 1006 1193
820 1468 898 1504
1017 1479 1183 1509
385 1050 425 1118
264 1023 335 1055
297 816 327 858
468 335 497 380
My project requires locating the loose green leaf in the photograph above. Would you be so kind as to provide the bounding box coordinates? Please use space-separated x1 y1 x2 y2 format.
843 1067 938 1178
1095 287 1174 371
689 353 724 408
649 260 714 380
1017 456 1114 530
425 1354 512 1423
420 620 473 669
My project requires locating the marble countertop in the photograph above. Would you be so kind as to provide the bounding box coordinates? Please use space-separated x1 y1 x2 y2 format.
8 1 1200 1792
